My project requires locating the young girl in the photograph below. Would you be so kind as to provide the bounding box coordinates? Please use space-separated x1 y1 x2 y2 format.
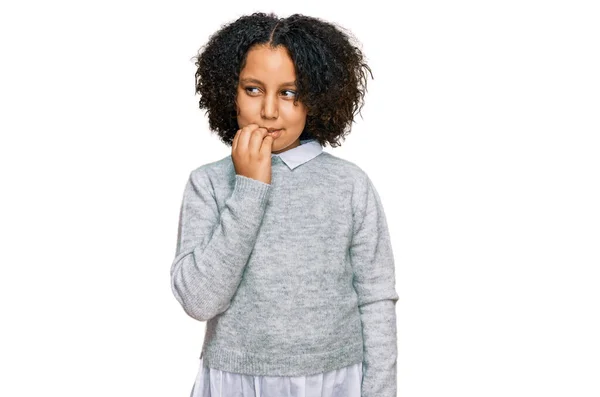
170 12 399 397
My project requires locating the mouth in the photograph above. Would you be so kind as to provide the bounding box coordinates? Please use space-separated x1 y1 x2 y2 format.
266 128 283 138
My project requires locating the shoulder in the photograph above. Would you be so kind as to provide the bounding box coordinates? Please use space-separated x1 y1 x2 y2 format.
316 153 387 218
316 151 371 188
188 155 234 185
317 151 368 179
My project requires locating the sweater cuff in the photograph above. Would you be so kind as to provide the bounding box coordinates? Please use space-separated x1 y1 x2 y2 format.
232 174 271 206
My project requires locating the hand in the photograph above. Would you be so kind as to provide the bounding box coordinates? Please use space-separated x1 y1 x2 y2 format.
231 123 276 185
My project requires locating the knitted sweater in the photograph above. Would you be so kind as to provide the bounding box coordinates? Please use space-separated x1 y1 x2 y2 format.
170 140 399 397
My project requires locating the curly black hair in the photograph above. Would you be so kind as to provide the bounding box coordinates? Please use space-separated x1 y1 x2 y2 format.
192 12 373 148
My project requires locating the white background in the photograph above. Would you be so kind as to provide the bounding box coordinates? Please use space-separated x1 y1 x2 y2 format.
1 0 598 396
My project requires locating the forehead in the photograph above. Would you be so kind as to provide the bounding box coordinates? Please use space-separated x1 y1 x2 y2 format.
240 45 297 83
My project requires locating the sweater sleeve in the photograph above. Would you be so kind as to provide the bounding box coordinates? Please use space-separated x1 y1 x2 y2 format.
350 173 400 397
170 170 271 321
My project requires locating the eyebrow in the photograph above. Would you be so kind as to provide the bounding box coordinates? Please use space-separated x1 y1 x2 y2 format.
240 78 297 87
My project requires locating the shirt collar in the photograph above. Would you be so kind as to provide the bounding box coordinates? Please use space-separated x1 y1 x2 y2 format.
271 139 323 170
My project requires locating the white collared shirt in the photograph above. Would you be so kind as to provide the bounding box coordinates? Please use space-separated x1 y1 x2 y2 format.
270 138 323 170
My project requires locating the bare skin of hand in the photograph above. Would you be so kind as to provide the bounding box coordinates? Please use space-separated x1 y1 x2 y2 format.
231 123 275 185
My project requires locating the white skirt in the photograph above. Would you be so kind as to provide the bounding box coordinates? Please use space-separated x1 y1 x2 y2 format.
190 357 363 397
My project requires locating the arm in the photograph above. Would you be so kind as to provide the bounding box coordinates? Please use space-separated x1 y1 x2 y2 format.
170 170 271 321
350 173 400 397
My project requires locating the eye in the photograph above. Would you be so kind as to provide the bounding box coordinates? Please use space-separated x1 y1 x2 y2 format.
244 86 297 98
244 87 260 95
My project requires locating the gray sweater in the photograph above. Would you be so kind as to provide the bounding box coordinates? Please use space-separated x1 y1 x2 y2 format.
170 141 399 397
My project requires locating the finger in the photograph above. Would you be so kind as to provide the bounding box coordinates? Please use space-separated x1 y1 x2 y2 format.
248 127 268 155
237 123 260 153
259 134 274 157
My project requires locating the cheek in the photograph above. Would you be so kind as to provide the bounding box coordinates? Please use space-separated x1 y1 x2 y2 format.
236 97 261 118
281 103 307 123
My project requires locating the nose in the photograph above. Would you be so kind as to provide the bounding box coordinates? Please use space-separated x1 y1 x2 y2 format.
261 93 278 120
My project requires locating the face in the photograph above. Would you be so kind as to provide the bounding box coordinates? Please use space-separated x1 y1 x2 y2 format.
235 45 308 154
